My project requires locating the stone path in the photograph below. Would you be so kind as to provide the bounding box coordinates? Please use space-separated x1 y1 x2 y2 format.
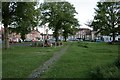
28 45 69 78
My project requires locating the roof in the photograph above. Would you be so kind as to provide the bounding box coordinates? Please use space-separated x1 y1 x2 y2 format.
80 25 93 30
30 30 40 34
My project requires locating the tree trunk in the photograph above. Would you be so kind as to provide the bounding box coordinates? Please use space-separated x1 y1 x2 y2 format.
53 30 59 42
55 37 58 42
21 33 26 41
112 32 115 42
4 24 9 49
64 37 67 42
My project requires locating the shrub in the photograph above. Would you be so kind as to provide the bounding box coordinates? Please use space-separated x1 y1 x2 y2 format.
52 42 63 46
108 41 120 45
90 64 120 79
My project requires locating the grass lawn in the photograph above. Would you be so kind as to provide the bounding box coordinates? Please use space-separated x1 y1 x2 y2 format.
2 45 63 78
0 45 2 78
41 42 118 78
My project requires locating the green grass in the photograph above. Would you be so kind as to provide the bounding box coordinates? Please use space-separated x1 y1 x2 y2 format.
41 42 118 78
2 46 62 78
0 46 2 78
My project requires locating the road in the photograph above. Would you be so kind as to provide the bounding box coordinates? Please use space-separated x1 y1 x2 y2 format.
2 42 32 48
10 42 32 47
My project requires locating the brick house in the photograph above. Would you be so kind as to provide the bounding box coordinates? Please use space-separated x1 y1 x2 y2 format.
25 30 41 41
9 32 21 42
68 28 92 40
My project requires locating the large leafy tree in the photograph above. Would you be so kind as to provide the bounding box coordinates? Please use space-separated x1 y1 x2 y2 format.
62 19 79 41
91 2 120 41
117 2 120 35
9 3 40 41
40 2 79 42
2 2 40 49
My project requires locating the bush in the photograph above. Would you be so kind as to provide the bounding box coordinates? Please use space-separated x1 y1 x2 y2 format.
52 42 63 46
108 41 120 45
90 64 120 79
31 41 63 47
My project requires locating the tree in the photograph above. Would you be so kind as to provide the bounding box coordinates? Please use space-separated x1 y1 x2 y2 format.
2 2 40 49
117 1 120 35
40 2 79 42
91 2 120 41
9 4 40 41
62 20 79 41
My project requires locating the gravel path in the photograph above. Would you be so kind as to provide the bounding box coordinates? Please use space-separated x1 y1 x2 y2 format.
28 45 69 78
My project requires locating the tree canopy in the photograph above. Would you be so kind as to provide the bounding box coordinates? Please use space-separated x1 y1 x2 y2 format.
2 2 40 49
91 1 120 41
40 2 80 42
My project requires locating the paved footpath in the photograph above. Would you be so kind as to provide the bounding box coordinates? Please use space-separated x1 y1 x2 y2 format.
28 45 69 78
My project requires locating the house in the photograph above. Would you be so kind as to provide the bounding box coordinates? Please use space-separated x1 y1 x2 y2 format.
91 30 101 41
41 33 53 40
68 28 92 41
0 27 21 42
9 32 21 42
25 30 41 41
1 26 53 42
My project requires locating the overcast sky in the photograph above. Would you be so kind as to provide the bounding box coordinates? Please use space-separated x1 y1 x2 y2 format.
0 0 99 33
38 0 99 33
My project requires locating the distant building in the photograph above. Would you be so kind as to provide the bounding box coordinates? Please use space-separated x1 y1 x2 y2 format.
0 27 21 42
91 31 101 41
25 30 41 40
68 28 92 40
9 32 21 42
0 27 4 40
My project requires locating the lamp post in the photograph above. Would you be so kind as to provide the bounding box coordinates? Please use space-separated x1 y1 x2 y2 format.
43 25 46 47
46 29 48 39
44 25 46 40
